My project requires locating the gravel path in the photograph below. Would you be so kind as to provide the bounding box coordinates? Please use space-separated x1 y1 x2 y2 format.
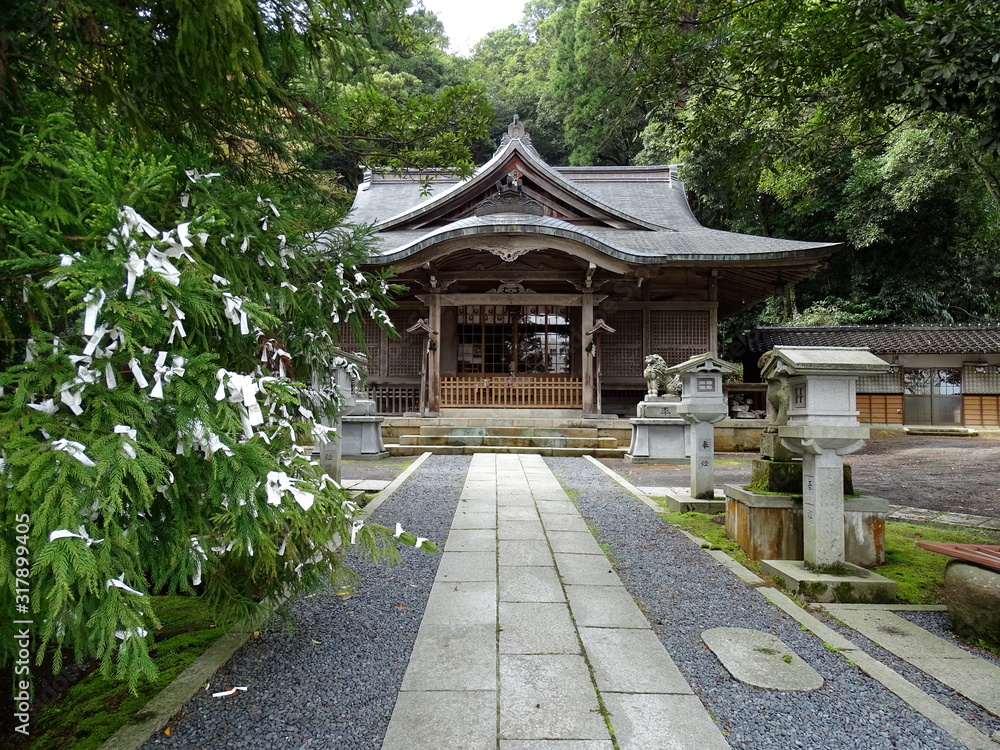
142 455 469 750
546 456 976 750
140 453 996 750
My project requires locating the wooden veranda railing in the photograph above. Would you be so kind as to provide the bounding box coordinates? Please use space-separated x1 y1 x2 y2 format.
441 375 582 408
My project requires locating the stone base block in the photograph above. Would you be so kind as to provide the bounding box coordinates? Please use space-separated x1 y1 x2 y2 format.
944 560 1000 648
760 432 797 461
661 489 726 515
627 417 689 464
724 485 887 568
759 559 897 603
341 415 387 459
748 458 853 495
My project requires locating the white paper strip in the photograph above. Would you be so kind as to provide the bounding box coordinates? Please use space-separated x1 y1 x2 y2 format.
82 289 106 336
49 527 103 546
51 439 95 466
212 687 248 698
106 574 144 596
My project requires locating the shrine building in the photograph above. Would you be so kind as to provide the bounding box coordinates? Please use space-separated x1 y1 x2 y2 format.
341 118 842 418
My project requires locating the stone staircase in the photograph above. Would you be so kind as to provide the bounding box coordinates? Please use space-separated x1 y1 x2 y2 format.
382 415 630 457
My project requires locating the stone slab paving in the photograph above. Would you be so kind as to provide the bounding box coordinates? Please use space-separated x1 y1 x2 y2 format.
701 627 824 692
827 606 1000 716
381 453 730 750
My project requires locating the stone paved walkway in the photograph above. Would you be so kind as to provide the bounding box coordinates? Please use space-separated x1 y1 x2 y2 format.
380 453 729 750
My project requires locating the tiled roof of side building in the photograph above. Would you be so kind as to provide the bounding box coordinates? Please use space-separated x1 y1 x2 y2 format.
744 325 1000 354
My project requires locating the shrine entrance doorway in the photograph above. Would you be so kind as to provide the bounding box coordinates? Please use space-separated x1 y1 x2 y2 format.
441 303 582 408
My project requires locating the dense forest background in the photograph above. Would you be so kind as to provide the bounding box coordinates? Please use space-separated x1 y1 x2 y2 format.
465 0 1000 332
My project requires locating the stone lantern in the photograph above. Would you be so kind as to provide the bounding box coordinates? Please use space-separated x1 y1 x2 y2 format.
667 353 740 500
760 346 887 568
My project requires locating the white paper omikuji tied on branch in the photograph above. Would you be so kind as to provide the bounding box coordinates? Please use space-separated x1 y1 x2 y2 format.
81 289 106 336
221 293 249 335
264 471 315 511
128 358 149 388
48 527 103 546
114 424 138 459
82 323 109 357
123 251 146 297
51 439 96 466
114 627 149 640
106 574 144 596
27 399 58 415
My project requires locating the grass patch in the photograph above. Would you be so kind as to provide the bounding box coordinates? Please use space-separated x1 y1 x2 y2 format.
22 595 225 750
714 457 751 468
660 506 1000 607
657 509 762 574
875 522 1000 604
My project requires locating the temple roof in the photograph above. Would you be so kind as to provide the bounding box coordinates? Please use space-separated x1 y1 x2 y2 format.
346 118 842 271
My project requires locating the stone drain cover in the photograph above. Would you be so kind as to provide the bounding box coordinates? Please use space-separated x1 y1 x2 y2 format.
702 627 824 692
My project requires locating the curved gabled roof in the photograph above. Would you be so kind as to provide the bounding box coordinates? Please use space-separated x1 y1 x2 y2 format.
345 119 843 271
365 135 665 232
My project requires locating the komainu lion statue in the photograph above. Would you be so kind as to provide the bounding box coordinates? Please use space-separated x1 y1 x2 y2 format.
643 354 681 397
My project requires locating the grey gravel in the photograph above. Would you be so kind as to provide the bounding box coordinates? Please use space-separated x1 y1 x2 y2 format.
141 455 469 750
819 608 1000 739
545 456 973 750
140 454 998 750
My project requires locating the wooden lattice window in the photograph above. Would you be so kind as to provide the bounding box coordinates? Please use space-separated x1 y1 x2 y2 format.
456 305 571 375
650 311 709 365
387 310 425 377
338 319 383 378
602 310 643 377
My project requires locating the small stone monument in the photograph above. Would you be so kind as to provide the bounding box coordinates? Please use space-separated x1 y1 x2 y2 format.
314 349 387 483
336 352 387 461
625 354 689 464
739 346 896 602
668 353 740 502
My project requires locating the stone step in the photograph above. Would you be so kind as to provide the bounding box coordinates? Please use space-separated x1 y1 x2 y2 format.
412 426 602 439
903 426 979 437
397 434 618 449
385 443 628 458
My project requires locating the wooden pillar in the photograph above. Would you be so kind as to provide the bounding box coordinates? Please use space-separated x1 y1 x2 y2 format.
428 292 441 414
582 293 595 415
709 269 719 356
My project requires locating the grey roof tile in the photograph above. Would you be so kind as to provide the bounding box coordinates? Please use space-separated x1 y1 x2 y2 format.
345 136 840 265
745 326 1000 354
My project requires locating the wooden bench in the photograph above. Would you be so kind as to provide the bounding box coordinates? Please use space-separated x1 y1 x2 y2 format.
915 542 1000 569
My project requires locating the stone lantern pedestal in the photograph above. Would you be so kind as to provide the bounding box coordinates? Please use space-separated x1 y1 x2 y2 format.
724 346 896 602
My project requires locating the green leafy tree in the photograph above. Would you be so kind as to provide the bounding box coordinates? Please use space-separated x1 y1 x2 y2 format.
0 0 488 691
611 0 1000 325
